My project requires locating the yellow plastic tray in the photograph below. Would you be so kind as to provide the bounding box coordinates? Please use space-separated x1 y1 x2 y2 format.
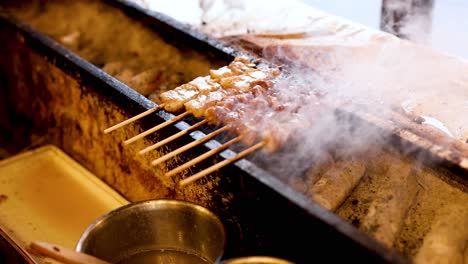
0 145 129 263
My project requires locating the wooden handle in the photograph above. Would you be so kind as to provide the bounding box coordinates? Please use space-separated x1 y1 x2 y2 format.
29 241 110 264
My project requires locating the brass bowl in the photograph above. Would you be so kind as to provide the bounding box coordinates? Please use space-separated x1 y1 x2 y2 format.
76 199 226 264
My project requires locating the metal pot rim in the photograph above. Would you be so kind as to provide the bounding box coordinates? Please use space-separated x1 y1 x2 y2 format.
75 198 226 253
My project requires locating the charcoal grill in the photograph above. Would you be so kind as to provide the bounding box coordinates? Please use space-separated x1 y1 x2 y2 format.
0 0 466 263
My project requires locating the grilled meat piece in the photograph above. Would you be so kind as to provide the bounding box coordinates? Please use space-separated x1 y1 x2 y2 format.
158 56 282 150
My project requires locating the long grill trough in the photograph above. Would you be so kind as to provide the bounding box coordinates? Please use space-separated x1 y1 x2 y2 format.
0 0 467 263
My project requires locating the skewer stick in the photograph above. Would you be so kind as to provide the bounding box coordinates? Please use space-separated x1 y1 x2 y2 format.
28 241 110 264
165 136 242 178
123 111 190 145
150 126 229 165
139 119 208 155
104 104 165 134
179 141 266 187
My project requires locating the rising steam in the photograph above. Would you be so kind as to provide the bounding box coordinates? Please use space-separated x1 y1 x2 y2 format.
246 32 467 178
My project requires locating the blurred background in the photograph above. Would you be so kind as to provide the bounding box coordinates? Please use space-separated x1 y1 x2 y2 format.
301 0 468 59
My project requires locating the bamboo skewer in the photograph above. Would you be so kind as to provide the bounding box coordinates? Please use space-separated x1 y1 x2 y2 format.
165 136 242 178
150 126 229 165
123 111 189 145
178 140 266 187
139 119 208 155
28 241 110 264
104 104 164 134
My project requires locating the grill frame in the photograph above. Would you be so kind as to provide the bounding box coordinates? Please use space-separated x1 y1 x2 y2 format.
1 1 462 263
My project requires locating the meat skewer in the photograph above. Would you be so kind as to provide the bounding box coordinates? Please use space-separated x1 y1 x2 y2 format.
160 58 278 112
111 57 307 185
103 104 165 134
150 126 229 165
159 76 219 113
133 57 277 153
123 111 190 145
179 140 266 187
159 57 265 112
154 57 327 184
139 119 208 155
165 136 243 178
155 57 281 151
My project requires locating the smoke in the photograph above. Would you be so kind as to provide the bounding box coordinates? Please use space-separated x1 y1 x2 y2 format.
241 32 467 179
179 0 468 179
